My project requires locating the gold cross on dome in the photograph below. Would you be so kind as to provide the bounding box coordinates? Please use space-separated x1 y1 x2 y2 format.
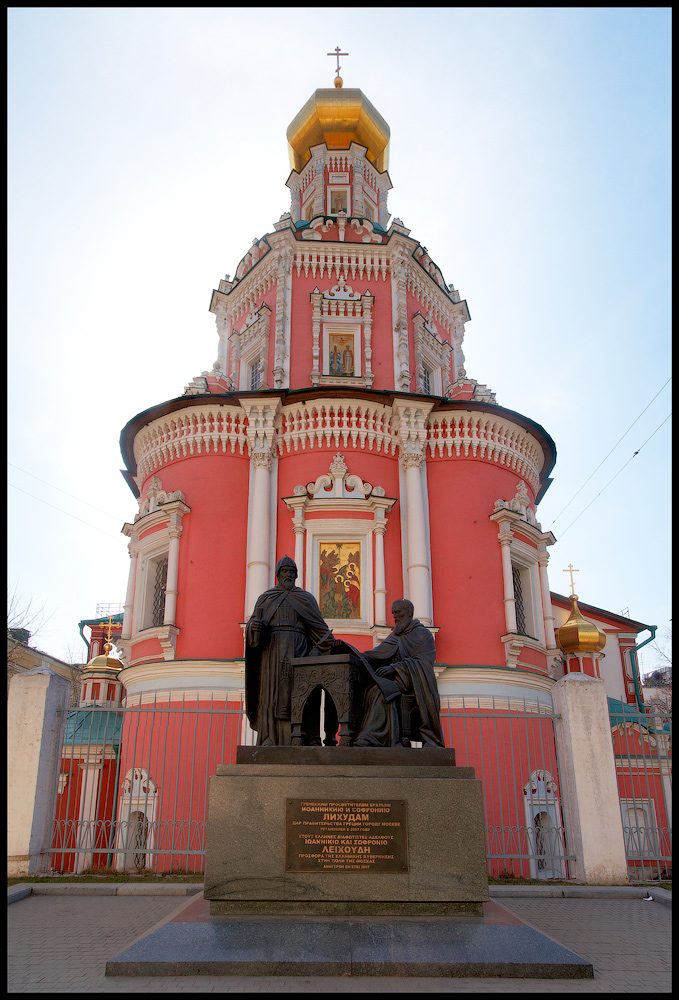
101 614 119 644
563 564 579 595
327 46 348 80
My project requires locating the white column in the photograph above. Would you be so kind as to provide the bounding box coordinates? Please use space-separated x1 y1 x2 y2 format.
121 538 139 640
293 523 305 583
247 451 274 616
163 516 182 626
75 756 102 873
7 668 71 876
499 533 518 633
539 551 557 648
374 520 387 625
553 673 629 884
402 453 432 625
240 396 282 617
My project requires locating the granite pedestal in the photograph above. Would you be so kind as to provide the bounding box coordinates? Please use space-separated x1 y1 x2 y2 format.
205 746 486 916
106 747 593 978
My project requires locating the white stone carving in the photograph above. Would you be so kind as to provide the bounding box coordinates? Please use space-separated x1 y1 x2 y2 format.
493 480 540 527
135 476 186 521
302 453 374 499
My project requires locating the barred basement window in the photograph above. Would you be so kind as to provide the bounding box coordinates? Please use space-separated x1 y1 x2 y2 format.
512 564 527 634
152 556 168 627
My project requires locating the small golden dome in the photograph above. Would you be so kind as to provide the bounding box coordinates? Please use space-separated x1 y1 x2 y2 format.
556 595 607 655
334 75 343 89
84 641 123 673
286 88 390 173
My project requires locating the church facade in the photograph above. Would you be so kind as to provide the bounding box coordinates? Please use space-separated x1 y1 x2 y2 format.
70 77 664 877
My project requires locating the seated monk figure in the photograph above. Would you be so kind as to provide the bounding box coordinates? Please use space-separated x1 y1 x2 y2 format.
353 599 445 748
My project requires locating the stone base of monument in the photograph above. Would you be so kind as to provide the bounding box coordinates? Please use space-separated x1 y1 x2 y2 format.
105 748 593 978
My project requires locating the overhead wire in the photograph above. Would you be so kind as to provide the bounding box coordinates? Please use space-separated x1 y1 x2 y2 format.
8 483 123 540
557 413 671 539
549 377 672 528
7 462 122 520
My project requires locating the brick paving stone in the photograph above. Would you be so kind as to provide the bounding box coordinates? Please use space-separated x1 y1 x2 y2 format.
6 895 672 993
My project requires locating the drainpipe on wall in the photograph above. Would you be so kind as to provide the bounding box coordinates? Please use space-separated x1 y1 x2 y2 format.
628 625 657 712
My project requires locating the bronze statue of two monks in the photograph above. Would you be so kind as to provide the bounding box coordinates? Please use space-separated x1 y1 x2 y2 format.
245 555 444 748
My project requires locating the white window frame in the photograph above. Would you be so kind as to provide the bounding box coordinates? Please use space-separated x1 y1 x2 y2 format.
523 771 567 879
240 338 267 392
304 519 374 630
327 186 351 216
418 358 442 396
114 768 158 872
322 322 362 378
362 193 377 222
139 545 170 632
510 546 543 644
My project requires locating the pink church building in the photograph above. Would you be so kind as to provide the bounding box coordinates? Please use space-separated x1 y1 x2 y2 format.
51 75 667 880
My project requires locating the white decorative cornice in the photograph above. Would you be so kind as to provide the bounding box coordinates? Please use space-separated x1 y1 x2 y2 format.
118 659 246 702
123 498 191 540
278 398 397 456
133 404 248 482
427 410 545 494
489 505 556 549
437 666 555 703
124 624 180 662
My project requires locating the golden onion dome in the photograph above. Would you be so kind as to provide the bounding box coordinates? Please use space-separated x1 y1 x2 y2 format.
286 87 390 173
84 641 123 674
556 596 607 655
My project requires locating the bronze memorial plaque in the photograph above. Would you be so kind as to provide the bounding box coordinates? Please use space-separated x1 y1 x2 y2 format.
285 799 408 873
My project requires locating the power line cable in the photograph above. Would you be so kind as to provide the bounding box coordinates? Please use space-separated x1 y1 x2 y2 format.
557 413 671 539
549 377 671 528
8 483 124 540
7 462 122 520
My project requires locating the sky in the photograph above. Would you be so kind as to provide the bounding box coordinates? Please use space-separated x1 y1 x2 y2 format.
8 8 671 674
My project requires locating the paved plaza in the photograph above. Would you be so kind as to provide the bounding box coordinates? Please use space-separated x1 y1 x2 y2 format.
7 888 671 993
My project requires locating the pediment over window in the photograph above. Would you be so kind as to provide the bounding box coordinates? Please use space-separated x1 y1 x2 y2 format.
285 453 395 514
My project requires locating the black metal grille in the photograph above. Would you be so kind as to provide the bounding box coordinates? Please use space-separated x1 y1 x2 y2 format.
512 564 527 633
152 557 168 627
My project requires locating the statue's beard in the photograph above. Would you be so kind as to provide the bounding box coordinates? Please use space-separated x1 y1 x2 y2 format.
279 577 295 590
393 617 411 635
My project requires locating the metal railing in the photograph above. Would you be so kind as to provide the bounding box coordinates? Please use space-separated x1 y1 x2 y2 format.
48 694 574 877
441 696 574 878
610 702 672 881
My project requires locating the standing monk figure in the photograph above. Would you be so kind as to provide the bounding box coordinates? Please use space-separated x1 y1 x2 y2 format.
245 555 336 746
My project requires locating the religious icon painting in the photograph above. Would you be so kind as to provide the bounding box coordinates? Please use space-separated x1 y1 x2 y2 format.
328 331 355 375
319 542 361 619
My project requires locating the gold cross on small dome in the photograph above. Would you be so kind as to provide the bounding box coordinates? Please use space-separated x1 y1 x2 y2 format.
563 564 580 596
327 46 348 87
